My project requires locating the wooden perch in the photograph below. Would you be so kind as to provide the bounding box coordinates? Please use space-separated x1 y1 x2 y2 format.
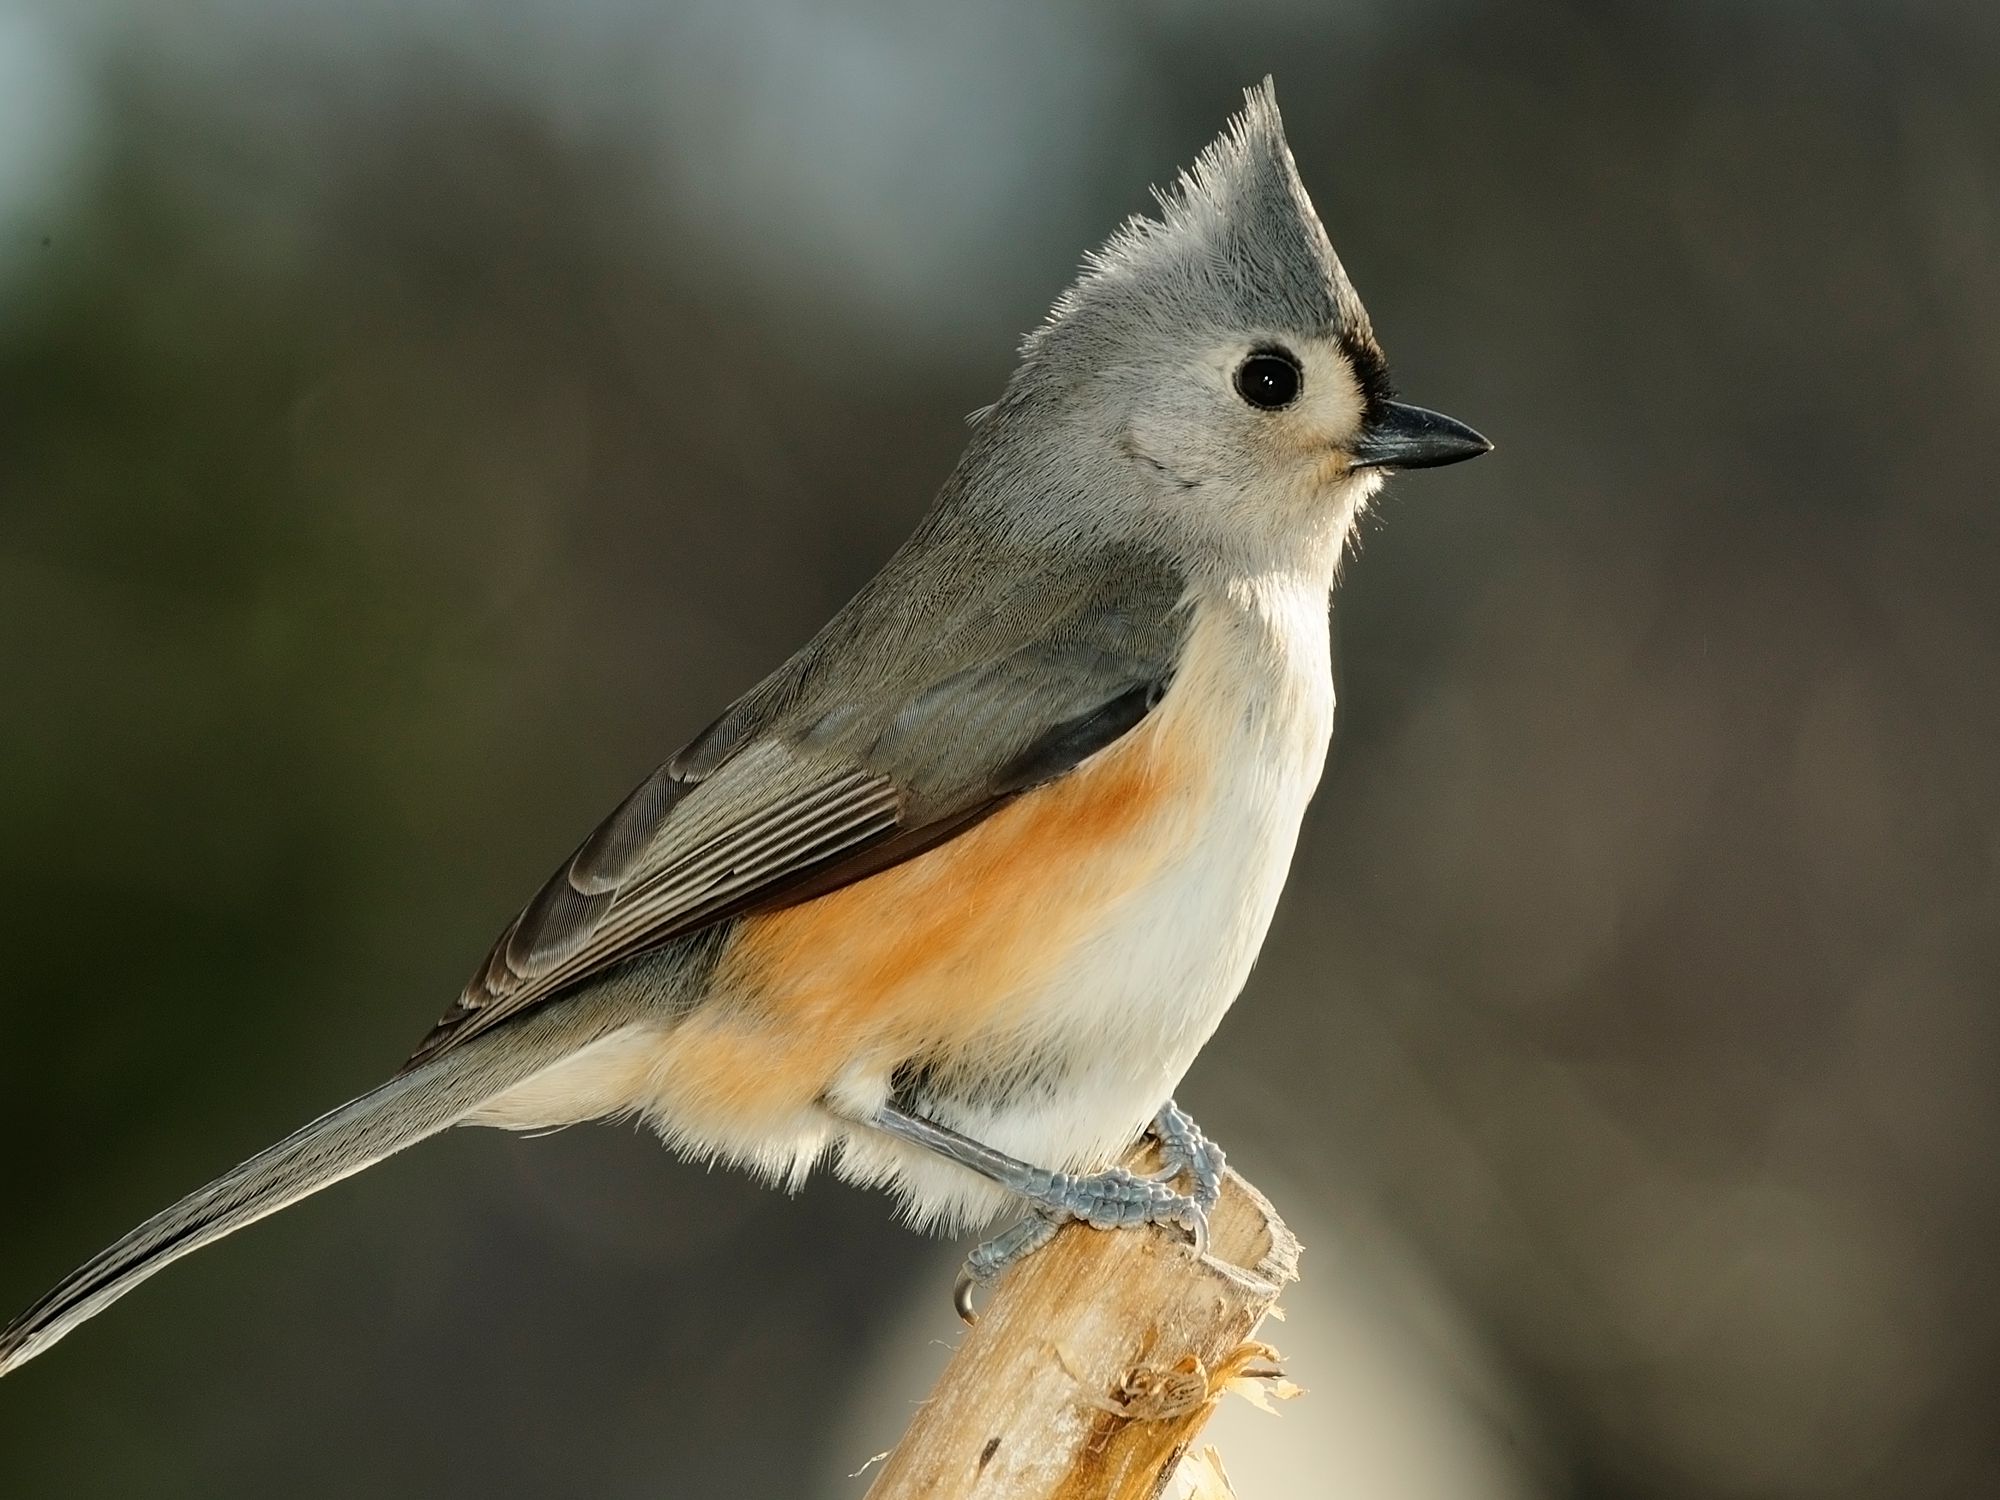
866 1145 1301 1500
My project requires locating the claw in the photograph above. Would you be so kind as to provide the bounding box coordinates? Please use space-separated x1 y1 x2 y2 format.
954 1209 1064 1320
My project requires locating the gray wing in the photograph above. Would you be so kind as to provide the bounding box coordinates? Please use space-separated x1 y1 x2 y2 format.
403 539 1189 1068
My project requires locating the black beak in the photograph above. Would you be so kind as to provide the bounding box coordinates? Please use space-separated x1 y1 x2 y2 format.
1351 400 1492 471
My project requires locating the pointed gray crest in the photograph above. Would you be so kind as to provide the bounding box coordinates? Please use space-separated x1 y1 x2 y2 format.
1026 79 1382 384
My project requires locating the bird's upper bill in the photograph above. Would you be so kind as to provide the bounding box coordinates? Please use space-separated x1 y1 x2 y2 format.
1350 400 1492 470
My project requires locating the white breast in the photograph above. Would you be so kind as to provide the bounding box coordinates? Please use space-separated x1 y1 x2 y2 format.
847 570 1336 1229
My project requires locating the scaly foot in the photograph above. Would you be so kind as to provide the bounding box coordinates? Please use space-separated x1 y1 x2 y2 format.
1146 1098 1226 1212
863 1101 1211 1323
954 1211 1061 1321
952 1161 1209 1321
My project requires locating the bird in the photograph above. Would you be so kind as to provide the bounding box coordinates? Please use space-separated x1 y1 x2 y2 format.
0 77 1487 1377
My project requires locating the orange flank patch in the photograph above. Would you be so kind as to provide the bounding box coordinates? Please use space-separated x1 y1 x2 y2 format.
640 710 1209 1131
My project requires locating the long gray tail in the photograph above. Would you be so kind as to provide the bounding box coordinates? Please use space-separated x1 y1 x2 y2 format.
0 1004 601 1378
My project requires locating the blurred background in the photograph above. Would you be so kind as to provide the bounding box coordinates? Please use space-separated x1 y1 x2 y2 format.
1 1 1995 1495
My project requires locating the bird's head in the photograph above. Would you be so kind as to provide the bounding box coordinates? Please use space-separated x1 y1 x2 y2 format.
1000 78 1489 571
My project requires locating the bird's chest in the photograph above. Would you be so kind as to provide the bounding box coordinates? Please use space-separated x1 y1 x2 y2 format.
921 580 1335 1163
1037 585 1332 1043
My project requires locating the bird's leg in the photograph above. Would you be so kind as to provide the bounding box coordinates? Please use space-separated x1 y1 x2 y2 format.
867 1102 1208 1241
865 1100 1208 1320
1144 1098 1225 1212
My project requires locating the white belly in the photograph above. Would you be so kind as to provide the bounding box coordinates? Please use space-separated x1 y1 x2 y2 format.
833 572 1335 1229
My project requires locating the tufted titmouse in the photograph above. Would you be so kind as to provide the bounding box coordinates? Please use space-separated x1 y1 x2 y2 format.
0 78 1486 1374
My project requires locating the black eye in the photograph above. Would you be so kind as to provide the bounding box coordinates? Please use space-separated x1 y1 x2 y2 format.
1234 348 1302 410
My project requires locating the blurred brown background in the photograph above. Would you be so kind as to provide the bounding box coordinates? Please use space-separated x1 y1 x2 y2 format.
1 2 1995 1496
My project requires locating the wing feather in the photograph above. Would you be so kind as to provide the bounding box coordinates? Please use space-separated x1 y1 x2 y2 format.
402 539 1194 1070
405 763 900 1066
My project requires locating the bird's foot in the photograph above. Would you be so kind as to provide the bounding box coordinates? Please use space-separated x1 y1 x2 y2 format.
861 1099 1213 1323
1144 1098 1226 1212
954 1210 1062 1321
953 1163 1208 1323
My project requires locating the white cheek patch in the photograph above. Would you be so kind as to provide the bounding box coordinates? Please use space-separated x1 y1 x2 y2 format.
1285 335 1368 452
1131 337 1371 501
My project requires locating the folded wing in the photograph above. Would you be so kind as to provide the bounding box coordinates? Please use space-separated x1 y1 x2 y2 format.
404 541 1191 1069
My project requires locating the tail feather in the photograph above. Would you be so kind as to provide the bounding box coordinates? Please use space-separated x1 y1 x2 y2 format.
0 1005 602 1378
